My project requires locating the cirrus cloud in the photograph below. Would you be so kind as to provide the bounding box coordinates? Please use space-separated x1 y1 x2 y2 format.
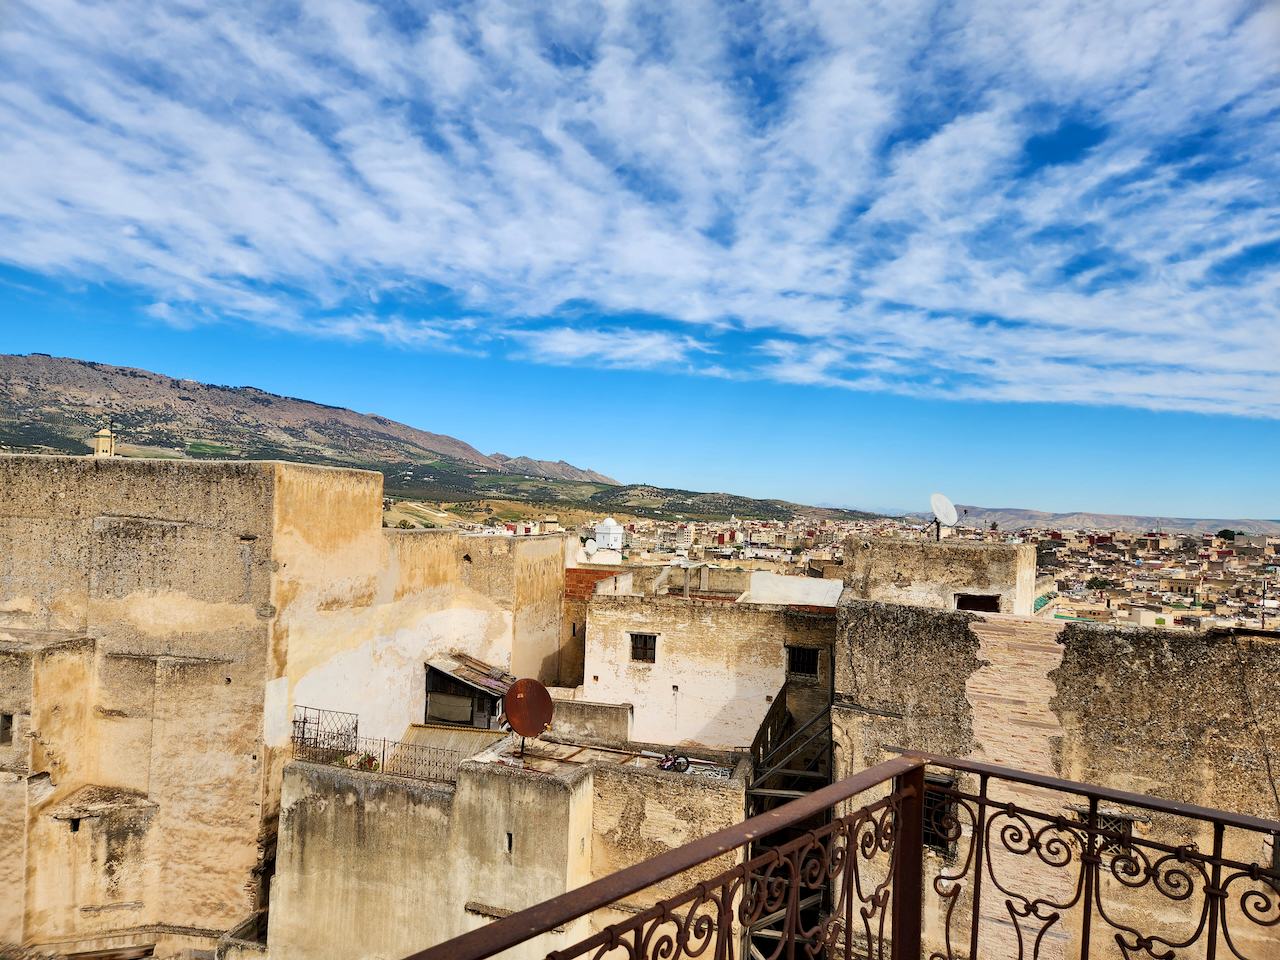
1 0 1278 414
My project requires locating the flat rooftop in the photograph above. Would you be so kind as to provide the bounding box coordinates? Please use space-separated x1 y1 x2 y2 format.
475 735 741 781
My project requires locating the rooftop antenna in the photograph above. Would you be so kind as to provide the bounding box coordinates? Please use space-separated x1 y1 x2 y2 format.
930 493 959 542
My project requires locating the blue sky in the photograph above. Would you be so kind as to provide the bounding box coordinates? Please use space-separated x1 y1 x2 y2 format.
1 0 1278 517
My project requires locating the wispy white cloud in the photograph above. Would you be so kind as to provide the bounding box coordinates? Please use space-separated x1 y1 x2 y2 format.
0 0 1277 413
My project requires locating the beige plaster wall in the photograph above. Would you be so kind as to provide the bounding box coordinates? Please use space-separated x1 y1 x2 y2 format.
0 456 281 953
843 536 1036 615
510 535 567 684
0 775 24 941
269 749 748 960
589 763 746 911
269 762 456 960
272 525 568 753
0 456 579 955
269 759 590 960
584 596 834 749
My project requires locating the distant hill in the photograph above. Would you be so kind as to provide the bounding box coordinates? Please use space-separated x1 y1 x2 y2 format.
940 504 1280 536
0 353 875 521
490 453 619 485
0 353 608 484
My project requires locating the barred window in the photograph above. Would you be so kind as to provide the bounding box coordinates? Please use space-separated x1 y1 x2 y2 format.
631 633 657 662
1072 809 1136 855
786 646 819 676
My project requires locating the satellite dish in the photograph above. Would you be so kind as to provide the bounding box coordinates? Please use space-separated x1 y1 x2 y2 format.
584 538 598 556
930 493 959 528
505 678 554 738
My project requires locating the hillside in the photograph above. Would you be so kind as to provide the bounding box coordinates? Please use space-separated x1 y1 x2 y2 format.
489 453 619 485
0 353 608 486
947 504 1280 536
0 353 877 521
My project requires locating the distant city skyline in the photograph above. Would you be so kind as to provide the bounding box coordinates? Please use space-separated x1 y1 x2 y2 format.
2 0 1278 517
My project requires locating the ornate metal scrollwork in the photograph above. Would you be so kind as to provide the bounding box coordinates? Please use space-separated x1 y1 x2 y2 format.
553 791 905 960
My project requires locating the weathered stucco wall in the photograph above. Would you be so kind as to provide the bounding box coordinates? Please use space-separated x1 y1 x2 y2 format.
584 596 835 749
0 456 579 956
589 762 746 911
548 699 633 743
269 747 748 960
270 759 593 960
833 599 1280 960
843 536 1036 615
269 495 564 776
269 762 457 960
0 456 280 954
510 535 567 684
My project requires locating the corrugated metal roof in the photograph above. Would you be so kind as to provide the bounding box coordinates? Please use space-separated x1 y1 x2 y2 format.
426 652 518 696
399 723 506 755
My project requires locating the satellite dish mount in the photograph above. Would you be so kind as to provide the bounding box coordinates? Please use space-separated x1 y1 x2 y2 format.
505 678 554 758
929 493 959 542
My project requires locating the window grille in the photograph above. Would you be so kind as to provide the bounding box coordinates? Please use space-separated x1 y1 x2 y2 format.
631 633 657 662
786 646 819 676
1072 808 1136 855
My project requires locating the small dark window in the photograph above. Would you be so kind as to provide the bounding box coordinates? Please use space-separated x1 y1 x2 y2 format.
955 594 1001 612
1074 811 1133 855
70 818 80 833
786 646 819 676
923 775 958 855
0 714 11 745
631 633 657 662
505 832 513 853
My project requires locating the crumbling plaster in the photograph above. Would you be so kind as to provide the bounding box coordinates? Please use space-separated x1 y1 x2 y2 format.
585 596 834 749
843 536 1036 615
0 455 570 956
268 744 747 960
833 598 1280 960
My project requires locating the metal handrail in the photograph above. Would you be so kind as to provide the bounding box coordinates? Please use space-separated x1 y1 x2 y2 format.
399 752 1280 960
398 755 924 960
757 701 829 769
905 751 1280 834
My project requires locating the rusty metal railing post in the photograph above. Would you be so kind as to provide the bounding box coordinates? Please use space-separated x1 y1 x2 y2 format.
891 764 925 960
1205 821 1225 960
966 772 989 960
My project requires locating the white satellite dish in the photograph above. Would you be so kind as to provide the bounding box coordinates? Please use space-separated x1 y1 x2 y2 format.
584 538 598 556
930 493 959 528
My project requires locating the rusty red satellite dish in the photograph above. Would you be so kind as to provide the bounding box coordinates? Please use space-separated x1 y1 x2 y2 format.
505 678 554 738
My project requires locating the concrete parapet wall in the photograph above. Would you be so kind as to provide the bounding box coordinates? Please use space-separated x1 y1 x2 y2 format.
548 700 633 743
843 536 1036 615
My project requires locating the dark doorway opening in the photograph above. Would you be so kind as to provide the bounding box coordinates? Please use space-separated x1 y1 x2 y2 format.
955 594 1001 612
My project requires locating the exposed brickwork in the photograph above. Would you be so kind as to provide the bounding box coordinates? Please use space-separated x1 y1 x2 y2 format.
565 568 624 600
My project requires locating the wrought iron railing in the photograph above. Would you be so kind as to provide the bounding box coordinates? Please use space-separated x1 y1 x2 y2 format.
397 753 1280 960
292 704 358 747
291 705 462 784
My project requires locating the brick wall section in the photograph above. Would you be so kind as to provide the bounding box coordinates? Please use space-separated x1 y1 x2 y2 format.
561 569 629 687
565 568 624 600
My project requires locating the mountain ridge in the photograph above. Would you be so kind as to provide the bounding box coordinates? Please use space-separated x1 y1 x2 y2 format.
0 353 609 484
489 453 619 485
934 504 1280 536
